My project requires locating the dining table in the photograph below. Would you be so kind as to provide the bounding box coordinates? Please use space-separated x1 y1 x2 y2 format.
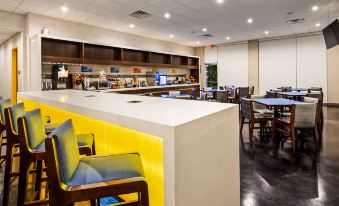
253 98 303 118
161 94 191 99
277 92 307 100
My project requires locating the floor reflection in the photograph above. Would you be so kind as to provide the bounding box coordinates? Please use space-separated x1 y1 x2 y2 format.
240 106 339 206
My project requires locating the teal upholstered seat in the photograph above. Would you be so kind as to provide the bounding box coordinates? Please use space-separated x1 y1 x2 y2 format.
0 99 12 124
9 103 25 133
51 120 144 186
67 154 144 186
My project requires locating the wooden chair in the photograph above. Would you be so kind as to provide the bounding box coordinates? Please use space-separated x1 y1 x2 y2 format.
216 90 228 103
308 87 322 92
0 99 12 166
250 95 274 114
45 120 149 206
305 93 324 142
266 91 277 98
281 86 292 92
2 104 96 206
273 103 318 155
17 109 97 206
237 87 249 103
228 88 237 103
219 86 225 90
248 86 255 97
240 98 273 149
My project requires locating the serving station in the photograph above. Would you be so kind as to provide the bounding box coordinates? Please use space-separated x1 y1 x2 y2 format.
18 90 240 206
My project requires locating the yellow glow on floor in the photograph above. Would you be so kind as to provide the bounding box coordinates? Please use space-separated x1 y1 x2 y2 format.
20 98 164 206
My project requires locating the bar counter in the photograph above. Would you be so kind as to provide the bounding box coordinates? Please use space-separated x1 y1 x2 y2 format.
18 90 240 206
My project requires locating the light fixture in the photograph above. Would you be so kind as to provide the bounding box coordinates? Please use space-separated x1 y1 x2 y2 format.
164 12 171 19
265 30 269 35
247 18 253 24
315 23 321 27
312 5 319 11
202 28 207 32
196 41 200 45
61 5 68 12
216 0 224 4
226 36 230 40
170 34 174 38
129 24 135 28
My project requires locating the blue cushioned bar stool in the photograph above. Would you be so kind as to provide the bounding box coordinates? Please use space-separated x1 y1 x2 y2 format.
2 103 96 206
45 120 149 206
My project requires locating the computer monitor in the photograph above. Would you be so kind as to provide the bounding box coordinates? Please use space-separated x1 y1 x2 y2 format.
159 75 167 86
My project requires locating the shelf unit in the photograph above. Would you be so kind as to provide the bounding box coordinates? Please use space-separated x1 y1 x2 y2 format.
41 37 200 82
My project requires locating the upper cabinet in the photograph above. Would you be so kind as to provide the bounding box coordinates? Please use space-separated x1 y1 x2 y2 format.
41 38 83 64
41 38 199 69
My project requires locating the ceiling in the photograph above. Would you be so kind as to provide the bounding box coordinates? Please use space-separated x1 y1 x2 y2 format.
0 0 339 46
0 10 25 44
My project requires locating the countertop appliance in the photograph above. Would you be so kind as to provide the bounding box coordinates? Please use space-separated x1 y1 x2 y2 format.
52 65 70 90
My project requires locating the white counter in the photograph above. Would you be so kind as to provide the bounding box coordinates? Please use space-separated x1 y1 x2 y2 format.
98 83 200 93
18 90 240 206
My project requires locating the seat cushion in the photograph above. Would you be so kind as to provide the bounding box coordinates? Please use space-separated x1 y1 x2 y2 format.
66 153 144 187
276 117 290 124
33 141 45 152
254 108 274 114
254 113 273 119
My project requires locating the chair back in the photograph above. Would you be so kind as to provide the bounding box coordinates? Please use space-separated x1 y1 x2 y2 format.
266 91 277 98
0 99 11 125
240 98 253 120
5 103 25 135
309 87 322 92
251 95 267 110
303 97 318 104
292 103 317 128
249 86 254 95
18 109 46 151
48 120 80 184
216 90 228 103
239 87 249 99
219 86 225 90
229 88 236 98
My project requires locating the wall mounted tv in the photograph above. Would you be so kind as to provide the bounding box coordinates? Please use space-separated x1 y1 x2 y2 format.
323 19 339 49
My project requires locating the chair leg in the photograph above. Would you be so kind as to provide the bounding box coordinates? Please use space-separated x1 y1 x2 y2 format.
313 128 318 153
2 143 14 206
17 157 31 206
140 186 149 206
249 123 254 149
291 128 297 153
35 160 43 197
90 199 96 206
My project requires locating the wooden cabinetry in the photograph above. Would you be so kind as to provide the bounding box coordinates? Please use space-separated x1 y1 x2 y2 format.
41 38 199 71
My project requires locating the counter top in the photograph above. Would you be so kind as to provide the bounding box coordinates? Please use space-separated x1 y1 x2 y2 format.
98 83 200 93
19 90 236 129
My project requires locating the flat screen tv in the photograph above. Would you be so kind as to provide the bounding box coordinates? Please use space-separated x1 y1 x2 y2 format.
323 19 339 49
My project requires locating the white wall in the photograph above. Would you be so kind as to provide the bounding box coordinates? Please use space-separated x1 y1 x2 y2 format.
204 47 218 64
259 38 297 95
297 35 327 101
217 44 248 87
0 32 24 98
259 35 327 101
26 13 194 56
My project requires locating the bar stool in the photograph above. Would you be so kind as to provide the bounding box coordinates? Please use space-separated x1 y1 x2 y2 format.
2 103 96 206
45 120 149 206
0 99 12 166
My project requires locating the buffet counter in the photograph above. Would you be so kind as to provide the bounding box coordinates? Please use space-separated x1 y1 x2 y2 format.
18 90 240 206
98 83 200 95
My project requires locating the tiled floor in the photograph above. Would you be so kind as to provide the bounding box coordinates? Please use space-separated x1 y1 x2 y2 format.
1 106 339 206
241 106 339 206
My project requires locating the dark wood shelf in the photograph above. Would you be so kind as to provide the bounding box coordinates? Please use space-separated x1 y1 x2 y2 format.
83 59 121 65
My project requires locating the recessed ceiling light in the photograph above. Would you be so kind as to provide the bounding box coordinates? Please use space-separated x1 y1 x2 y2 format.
315 23 321 27
164 12 170 19
170 34 174 38
61 5 68 12
202 28 207 32
247 18 253 24
226 36 230 40
312 5 319 11
129 24 135 28
196 41 200 45
265 30 269 35
216 0 224 4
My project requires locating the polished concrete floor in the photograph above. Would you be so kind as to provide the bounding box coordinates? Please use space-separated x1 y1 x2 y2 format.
241 106 339 206
1 107 339 206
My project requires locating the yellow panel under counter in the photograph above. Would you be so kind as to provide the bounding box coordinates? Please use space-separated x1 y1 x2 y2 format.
20 98 164 206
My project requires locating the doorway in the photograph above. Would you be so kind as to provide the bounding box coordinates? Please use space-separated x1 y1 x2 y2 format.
12 48 18 103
